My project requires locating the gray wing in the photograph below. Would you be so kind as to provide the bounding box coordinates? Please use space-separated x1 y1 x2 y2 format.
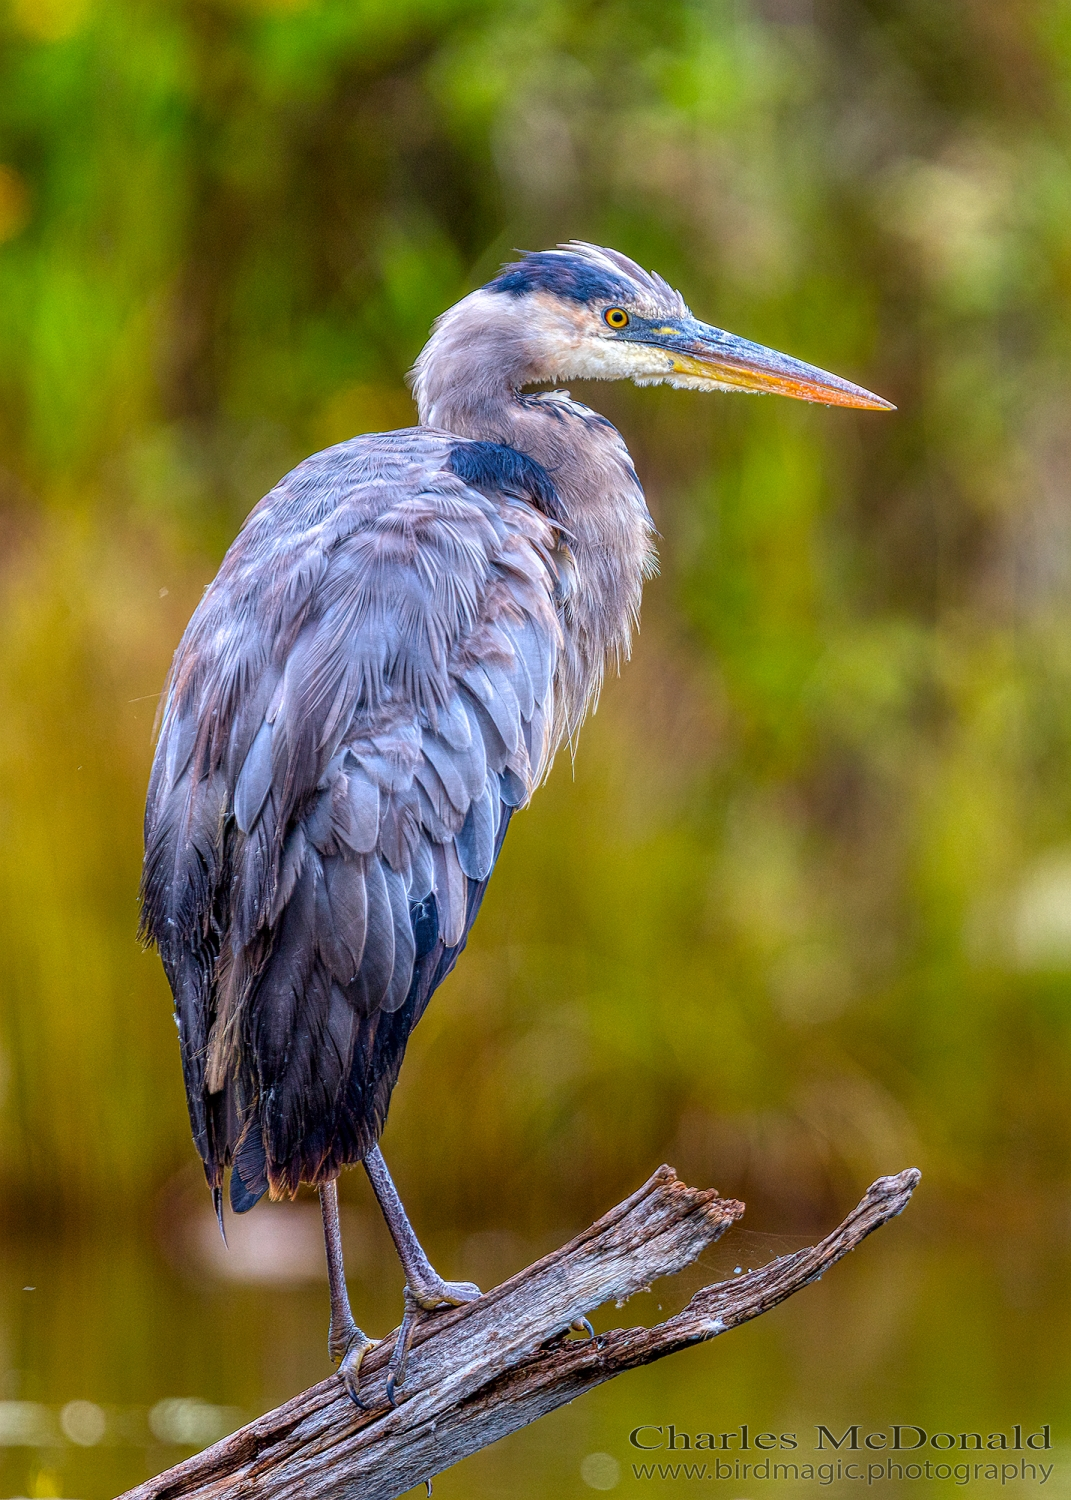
140 431 562 1208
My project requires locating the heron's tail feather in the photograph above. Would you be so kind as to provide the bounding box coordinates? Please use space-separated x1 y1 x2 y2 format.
212 1184 227 1243
230 1129 269 1213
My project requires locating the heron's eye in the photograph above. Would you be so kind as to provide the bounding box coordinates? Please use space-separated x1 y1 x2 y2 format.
604 307 630 329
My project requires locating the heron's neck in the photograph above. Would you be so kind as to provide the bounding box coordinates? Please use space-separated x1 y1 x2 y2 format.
415 321 656 734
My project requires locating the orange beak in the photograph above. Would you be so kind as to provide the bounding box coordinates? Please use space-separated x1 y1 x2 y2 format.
634 317 895 410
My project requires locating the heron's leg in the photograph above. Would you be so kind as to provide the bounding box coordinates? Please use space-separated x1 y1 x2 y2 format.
362 1145 480 1400
319 1179 376 1408
363 1145 481 1306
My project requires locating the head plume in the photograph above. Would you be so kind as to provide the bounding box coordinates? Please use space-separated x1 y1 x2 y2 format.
488 242 688 317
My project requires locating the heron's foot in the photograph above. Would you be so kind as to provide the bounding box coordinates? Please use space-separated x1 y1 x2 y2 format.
409 1272 481 1312
385 1277 481 1405
570 1317 595 1340
333 1329 377 1410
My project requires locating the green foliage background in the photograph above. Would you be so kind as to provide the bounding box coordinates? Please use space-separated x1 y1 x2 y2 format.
1 0 1071 1244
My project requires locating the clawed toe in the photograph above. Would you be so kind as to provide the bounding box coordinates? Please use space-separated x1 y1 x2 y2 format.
385 1288 421 1403
412 1277 480 1311
570 1316 595 1340
337 1332 377 1409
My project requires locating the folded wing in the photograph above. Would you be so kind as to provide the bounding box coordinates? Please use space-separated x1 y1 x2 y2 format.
141 432 563 1208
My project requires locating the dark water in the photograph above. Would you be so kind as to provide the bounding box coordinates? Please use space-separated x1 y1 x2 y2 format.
1 1183 1068 1500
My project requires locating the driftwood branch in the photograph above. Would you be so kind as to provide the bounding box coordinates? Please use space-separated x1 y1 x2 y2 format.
120 1164 920 1500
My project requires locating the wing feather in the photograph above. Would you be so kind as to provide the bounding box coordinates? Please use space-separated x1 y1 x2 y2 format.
382 867 416 1014
343 766 380 853
321 856 367 981
354 853 395 1014
420 731 470 813
456 784 498 881
408 834 435 902
432 839 467 947
234 720 274 834
461 663 523 756
434 694 473 750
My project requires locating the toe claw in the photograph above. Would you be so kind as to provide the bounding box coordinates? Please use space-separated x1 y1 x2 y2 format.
338 1333 376 1409
384 1287 421 1401
570 1317 595 1340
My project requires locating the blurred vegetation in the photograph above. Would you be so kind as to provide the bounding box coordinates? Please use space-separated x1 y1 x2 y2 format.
1 0 1071 1240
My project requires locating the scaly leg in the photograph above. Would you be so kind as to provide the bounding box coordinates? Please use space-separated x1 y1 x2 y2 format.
319 1179 376 1408
363 1145 480 1401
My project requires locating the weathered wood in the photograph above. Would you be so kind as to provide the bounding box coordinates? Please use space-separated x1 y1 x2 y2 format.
119 1165 919 1500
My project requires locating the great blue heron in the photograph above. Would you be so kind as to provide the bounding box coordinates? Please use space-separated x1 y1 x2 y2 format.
141 242 892 1404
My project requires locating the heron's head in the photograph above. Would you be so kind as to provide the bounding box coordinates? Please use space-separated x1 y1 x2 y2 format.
413 242 893 427
493 241 893 407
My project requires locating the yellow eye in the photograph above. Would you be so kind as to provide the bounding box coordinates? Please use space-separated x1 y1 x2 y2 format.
604 307 630 329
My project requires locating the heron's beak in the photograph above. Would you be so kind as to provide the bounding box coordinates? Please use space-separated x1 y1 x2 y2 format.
640 318 895 411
